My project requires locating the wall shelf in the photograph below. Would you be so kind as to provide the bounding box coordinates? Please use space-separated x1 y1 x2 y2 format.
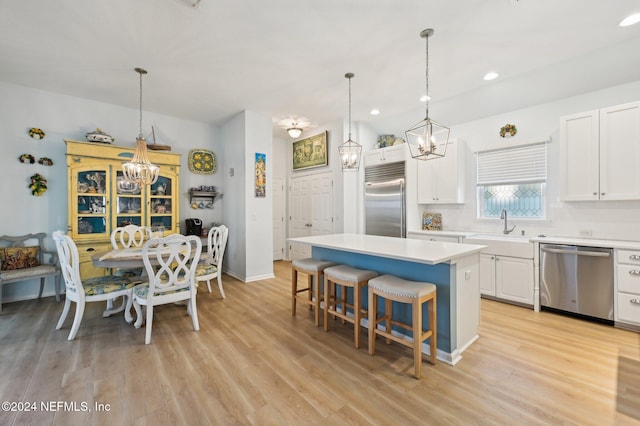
189 190 222 204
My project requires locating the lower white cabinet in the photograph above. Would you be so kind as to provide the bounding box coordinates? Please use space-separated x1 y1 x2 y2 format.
479 253 534 306
615 249 640 326
479 254 496 296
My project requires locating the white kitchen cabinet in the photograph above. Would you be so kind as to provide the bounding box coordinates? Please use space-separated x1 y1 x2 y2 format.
416 139 465 204
479 254 496 296
560 101 640 201
495 255 534 304
615 249 640 327
364 143 408 166
478 253 533 305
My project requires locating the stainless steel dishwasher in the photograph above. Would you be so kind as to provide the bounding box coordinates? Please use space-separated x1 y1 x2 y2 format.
540 244 614 323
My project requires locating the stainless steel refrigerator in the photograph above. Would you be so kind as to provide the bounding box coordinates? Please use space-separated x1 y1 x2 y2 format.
364 161 406 238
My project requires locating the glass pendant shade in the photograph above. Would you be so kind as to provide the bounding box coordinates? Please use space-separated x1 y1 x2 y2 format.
406 117 450 160
338 72 362 171
405 28 449 161
122 67 159 185
287 127 302 138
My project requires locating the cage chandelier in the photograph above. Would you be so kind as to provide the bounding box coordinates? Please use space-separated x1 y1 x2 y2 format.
338 72 362 171
405 29 450 160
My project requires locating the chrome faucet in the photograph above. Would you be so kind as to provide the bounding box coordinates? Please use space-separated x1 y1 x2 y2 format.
500 209 516 234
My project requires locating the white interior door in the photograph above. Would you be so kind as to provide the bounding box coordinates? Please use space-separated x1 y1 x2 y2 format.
272 177 285 260
311 173 334 236
289 171 334 261
289 175 312 260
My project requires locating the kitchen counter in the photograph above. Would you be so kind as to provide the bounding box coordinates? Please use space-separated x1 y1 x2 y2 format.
289 233 485 265
409 230 640 250
288 233 485 365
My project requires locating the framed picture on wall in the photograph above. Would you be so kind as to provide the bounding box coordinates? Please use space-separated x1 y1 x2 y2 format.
255 152 266 197
292 131 328 171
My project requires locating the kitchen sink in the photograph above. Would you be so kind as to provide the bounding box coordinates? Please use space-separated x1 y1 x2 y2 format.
464 233 534 258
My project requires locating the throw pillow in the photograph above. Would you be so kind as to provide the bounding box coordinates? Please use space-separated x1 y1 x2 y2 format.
0 247 40 271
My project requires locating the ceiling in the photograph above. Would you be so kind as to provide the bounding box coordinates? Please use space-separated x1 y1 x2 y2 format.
1 0 639 138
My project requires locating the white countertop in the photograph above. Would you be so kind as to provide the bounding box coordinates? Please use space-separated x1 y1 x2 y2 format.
288 233 485 265
410 229 640 251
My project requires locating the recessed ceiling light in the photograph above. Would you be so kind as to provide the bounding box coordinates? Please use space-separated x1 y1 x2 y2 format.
484 72 499 81
619 13 640 27
419 95 431 102
370 109 380 115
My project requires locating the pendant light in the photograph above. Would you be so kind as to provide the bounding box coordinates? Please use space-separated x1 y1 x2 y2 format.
405 29 449 160
122 67 160 185
338 72 362 171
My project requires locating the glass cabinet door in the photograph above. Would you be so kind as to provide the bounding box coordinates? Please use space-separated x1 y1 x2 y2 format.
74 168 108 239
114 171 143 228
148 174 174 232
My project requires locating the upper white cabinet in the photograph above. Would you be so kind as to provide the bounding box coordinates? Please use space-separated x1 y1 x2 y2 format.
416 139 466 204
560 101 640 201
364 143 408 166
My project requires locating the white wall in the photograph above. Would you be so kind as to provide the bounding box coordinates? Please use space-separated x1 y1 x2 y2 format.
244 110 274 281
220 112 247 281
342 121 377 234
284 120 344 259
0 81 219 303
391 80 640 241
220 110 274 282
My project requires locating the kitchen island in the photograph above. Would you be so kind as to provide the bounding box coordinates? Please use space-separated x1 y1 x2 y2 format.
288 233 485 365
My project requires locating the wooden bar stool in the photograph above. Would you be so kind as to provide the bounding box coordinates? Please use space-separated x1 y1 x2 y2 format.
291 258 336 326
368 274 437 379
324 265 378 348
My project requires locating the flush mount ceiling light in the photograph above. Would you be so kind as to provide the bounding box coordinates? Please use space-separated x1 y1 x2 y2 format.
405 29 450 161
338 72 362 171
484 71 499 81
122 67 160 185
287 125 303 138
619 13 640 27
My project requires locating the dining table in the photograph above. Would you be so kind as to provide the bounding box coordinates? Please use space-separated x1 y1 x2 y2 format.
92 247 158 270
91 248 155 320
92 246 194 319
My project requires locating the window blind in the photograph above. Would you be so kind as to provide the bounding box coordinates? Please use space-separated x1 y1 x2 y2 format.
476 142 547 186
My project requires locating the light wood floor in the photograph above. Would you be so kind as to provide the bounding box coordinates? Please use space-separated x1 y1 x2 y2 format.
1 260 639 425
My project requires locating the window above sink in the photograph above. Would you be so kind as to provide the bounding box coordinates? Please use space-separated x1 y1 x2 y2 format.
476 142 548 220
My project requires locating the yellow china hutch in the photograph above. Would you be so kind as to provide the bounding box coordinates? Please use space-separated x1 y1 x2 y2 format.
65 140 181 278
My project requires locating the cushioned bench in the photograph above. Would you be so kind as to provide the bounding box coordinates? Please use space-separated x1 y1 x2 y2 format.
0 233 61 314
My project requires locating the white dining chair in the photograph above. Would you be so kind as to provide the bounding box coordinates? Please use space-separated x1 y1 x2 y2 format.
110 224 151 250
195 225 228 298
52 231 135 340
132 234 202 344
109 224 152 277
